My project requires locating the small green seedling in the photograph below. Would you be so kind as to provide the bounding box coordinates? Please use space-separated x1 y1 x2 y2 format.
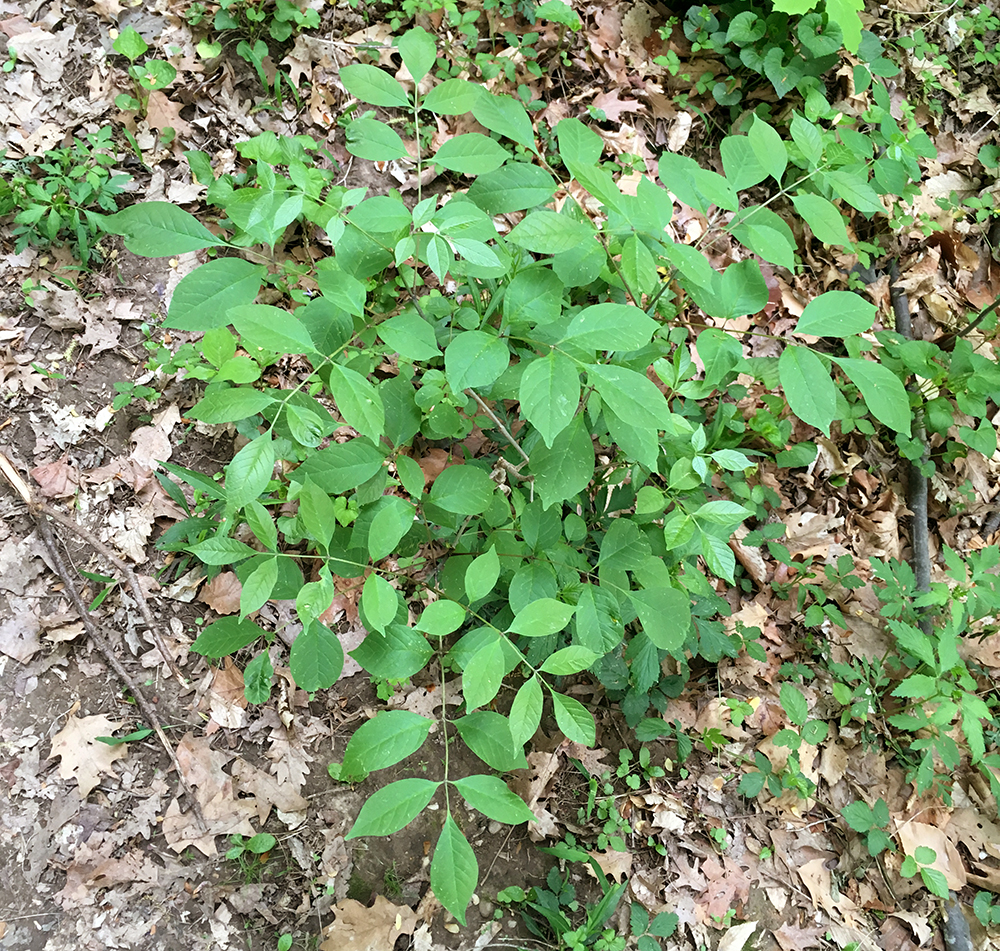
900 846 949 898
112 26 177 116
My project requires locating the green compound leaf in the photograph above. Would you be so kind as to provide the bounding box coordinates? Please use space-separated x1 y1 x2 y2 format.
833 356 911 435
507 598 576 637
428 464 494 515
290 621 344 692
379 310 441 360
530 414 595 510
345 118 409 161
519 351 579 448
796 291 876 336
243 648 273 704
229 304 318 355
778 345 836 436
430 814 478 925
397 25 436 84
423 78 480 115
240 555 278 619
464 545 500 601
341 710 433 777
367 495 415 561
104 201 225 256
290 439 385 495
720 134 768 191
347 778 440 838
444 330 509 393
466 163 556 214
540 645 600 675
471 91 536 153
629 586 691 653
328 363 385 442
550 691 596 746
462 636 505 712
452 774 535 825
339 63 410 108
166 258 265 331
453 711 527 771
509 675 543 745
225 433 275 509
415 599 466 636
728 206 797 271
507 210 594 253
188 387 275 424
779 682 809 727
790 193 851 247
362 573 397 633
561 302 658 351
191 616 262 658
188 535 257 565
587 363 671 431
432 133 509 175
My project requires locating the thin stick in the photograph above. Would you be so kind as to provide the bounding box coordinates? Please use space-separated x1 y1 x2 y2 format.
0 452 206 830
0 454 185 684
465 389 531 467
889 261 932 635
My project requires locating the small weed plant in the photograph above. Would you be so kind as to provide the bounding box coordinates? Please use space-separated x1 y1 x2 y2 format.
103 19 1000 923
191 0 318 104
497 843 677 950
112 26 178 119
0 127 131 264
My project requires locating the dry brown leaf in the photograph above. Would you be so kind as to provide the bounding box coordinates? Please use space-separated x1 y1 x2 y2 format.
200 571 242 615
57 843 156 906
592 89 644 122
773 920 827 951
896 818 966 889
162 733 258 856
417 448 451 484
231 758 309 826
319 895 418 951
144 91 193 136
30 455 81 499
717 921 759 951
587 849 632 883
129 404 180 469
50 714 128 797
8 26 75 83
79 311 120 358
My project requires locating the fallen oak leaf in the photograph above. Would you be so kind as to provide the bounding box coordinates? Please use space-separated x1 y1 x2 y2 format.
50 713 128 797
319 895 418 951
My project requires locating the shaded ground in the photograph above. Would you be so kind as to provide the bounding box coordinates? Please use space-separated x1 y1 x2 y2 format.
3 0 1000 949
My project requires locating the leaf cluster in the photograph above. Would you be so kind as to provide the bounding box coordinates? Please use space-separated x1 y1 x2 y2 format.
101 23 1000 920
0 126 131 264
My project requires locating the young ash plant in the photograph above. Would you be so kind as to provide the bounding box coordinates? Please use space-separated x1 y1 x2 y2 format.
103 19 1000 920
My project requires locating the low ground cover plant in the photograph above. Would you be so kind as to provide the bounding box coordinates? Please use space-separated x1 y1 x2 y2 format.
0 127 131 264
98 15 1000 925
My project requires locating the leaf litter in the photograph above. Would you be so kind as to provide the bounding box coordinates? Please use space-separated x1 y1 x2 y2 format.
2 0 1000 948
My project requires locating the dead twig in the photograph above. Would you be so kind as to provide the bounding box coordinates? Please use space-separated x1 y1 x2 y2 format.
888 262 932 635
464 388 531 467
0 451 207 831
0 452 186 683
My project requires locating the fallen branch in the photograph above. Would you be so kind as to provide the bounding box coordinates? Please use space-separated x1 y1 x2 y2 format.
0 451 206 831
888 261 932 635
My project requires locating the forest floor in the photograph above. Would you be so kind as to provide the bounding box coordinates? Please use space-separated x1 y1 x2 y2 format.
2 0 1000 949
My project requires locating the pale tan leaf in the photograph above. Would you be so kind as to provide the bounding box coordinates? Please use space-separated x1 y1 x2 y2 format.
50 714 128 797
319 895 417 951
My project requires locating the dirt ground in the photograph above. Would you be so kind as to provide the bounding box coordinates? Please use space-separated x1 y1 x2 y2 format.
5 0 1000 948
